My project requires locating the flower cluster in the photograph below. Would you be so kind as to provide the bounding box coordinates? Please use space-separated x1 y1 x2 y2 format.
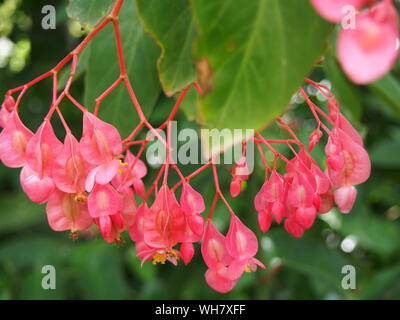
0 107 147 243
254 83 371 238
311 0 399 84
0 0 372 294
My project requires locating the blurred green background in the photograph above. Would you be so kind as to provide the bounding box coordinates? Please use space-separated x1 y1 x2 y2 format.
0 0 399 300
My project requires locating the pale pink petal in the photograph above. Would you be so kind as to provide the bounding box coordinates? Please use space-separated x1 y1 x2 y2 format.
334 185 358 213
0 111 33 168
20 166 55 203
46 189 92 231
87 183 123 218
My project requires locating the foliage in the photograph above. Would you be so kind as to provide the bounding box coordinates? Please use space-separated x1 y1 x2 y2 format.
0 0 399 300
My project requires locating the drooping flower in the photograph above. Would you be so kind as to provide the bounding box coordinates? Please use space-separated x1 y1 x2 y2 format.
337 0 399 84
0 111 33 168
80 112 123 191
310 0 369 23
21 120 62 203
230 156 250 197
112 150 147 197
225 215 265 280
201 221 237 293
142 185 186 265
53 133 90 194
180 182 205 237
46 189 92 232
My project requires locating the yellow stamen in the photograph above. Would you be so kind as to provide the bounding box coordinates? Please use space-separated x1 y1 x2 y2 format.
74 193 88 202
244 264 252 273
118 160 129 174
152 253 166 264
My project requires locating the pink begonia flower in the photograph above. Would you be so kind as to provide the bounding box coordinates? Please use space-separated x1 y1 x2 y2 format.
112 150 147 196
0 96 15 127
20 165 55 203
0 108 10 129
308 128 323 152
87 183 123 218
120 188 137 228
46 189 92 232
53 133 90 194
201 221 237 293
327 128 371 213
284 216 305 239
337 0 399 84
25 120 63 177
142 185 186 265
310 0 370 23
21 120 62 203
180 242 195 265
225 216 265 280
80 112 123 191
230 156 250 197
0 111 33 168
334 185 358 213
264 170 286 223
180 182 205 237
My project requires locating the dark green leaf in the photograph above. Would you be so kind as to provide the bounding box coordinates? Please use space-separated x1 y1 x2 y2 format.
84 0 161 138
67 0 115 28
191 0 331 151
136 0 197 96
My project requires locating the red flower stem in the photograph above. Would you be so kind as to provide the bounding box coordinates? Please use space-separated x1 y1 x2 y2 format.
158 84 192 131
193 82 203 95
206 193 219 220
143 164 166 203
163 121 172 184
66 92 86 112
275 117 301 142
94 77 123 115
299 88 333 133
256 141 269 176
171 162 212 191
212 163 235 216
123 122 145 143
256 133 289 163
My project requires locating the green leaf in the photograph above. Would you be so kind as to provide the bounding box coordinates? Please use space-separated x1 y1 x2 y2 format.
369 130 400 169
67 0 116 28
369 73 400 118
70 242 129 299
84 0 161 138
191 0 330 151
0 194 42 235
136 0 197 96
324 47 361 122
358 265 400 300
267 229 350 294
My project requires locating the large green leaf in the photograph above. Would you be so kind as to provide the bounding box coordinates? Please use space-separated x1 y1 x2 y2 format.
136 0 197 96
67 0 116 28
369 73 400 118
191 0 330 151
84 0 161 138
267 230 350 294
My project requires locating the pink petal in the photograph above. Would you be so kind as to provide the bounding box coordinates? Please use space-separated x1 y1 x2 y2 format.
0 111 33 168
180 242 195 265
311 0 367 23
180 182 205 215
334 185 358 213
87 183 123 218
337 3 399 84
226 215 258 259
20 165 55 203
205 268 237 293
46 189 92 231
201 221 233 269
